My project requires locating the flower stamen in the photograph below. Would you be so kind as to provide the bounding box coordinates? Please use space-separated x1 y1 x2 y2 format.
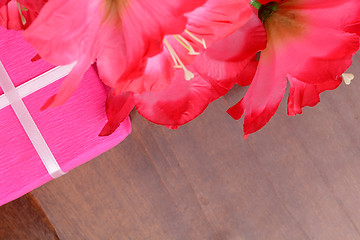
17 3 27 25
184 29 207 49
173 35 200 55
342 73 354 85
163 39 194 81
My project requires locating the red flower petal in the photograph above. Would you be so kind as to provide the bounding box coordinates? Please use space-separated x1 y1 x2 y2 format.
41 55 92 109
287 75 342 116
23 0 99 65
135 68 217 127
236 57 259 86
194 14 266 86
227 42 287 138
0 0 10 7
185 0 253 45
99 90 135 136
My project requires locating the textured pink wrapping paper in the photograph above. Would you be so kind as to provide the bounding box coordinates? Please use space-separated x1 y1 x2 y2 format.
0 27 132 206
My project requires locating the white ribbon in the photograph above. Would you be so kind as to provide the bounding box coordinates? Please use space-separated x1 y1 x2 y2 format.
0 61 75 178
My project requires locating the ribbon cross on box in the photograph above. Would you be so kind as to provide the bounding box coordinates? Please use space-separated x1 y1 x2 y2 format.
0 26 131 207
0 61 76 178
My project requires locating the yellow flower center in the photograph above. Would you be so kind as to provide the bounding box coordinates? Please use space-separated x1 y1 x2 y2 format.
265 7 307 46
104 0 128 20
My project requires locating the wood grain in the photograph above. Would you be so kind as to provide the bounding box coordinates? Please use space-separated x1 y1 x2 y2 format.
0 193 59 240
31 55 360 240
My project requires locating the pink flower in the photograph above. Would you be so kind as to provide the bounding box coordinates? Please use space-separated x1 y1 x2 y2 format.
0 0 46 30
228 0 360 138
23 0 206 109
135 15 265 128
100 1 267 136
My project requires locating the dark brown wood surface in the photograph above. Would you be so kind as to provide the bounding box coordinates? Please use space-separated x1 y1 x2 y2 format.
0 194 59 240
25 55 360 239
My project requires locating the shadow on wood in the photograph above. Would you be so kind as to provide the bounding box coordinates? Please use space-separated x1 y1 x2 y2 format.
0 194 59 240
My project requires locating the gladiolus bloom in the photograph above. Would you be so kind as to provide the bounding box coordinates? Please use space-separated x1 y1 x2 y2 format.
134 15 265 128
100 1 267 135
23 0 206 109
228 0 360 138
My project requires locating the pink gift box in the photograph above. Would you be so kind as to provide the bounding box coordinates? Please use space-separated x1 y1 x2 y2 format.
0 27 132 206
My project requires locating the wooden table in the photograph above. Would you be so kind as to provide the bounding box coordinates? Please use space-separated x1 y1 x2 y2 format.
2 55 360 240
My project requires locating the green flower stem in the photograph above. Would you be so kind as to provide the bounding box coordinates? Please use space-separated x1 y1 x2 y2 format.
250 0 262 10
